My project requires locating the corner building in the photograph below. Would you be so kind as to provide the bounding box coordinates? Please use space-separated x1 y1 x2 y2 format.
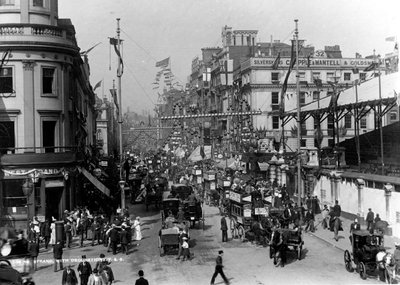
0 0 103 231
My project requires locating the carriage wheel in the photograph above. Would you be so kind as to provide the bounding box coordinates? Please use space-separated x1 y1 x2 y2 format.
344 250 354 272
298 245 302 260
358 262 367 280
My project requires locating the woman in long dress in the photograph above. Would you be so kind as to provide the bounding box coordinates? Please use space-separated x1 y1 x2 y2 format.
49 217 56 245
133 217 142 241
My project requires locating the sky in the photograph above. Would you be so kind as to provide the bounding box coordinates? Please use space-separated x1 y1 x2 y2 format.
58 0 400 115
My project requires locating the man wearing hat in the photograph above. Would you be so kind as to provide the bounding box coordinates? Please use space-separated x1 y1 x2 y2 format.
210 250 229 285
366 208 375 232
181 236 190 261
61 265 78 285
77 255 92 285
394 243 400 274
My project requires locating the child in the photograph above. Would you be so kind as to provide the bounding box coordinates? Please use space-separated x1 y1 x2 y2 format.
181 237 191 261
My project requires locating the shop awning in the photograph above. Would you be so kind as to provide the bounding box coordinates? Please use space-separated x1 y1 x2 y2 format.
78 167 110 197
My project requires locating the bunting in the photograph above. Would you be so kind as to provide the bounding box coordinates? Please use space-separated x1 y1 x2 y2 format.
364 62 378 72
109 37 124 76
156 57 170 68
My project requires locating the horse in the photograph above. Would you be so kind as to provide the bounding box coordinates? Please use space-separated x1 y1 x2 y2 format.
376 251 396 282
144 183 162 211
269 227 285 266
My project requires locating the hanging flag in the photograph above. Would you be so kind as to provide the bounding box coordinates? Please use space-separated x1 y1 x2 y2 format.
386 36 396 42
80 42 102 56
109 88 119 110
352 67 359 74
364 62 378 72
109 37 124 76
279 42 297 115
272 52 281 69
156 57 170 67
313 78 323 88
93 80 102 91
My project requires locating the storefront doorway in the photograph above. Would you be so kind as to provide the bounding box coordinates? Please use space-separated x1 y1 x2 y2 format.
45 187 63 221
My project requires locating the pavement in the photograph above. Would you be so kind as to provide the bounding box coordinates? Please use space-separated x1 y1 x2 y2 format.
308 214 400 253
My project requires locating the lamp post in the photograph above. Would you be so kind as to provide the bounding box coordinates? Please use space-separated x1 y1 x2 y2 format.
22 171 38 233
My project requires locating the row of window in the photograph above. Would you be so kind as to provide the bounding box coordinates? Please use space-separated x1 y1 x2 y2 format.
270 115 368 130
0 0 44 7
0 66 56 95
271 71 366 82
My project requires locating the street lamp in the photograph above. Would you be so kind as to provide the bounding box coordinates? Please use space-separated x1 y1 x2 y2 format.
119 180 126 211
22 173 38 233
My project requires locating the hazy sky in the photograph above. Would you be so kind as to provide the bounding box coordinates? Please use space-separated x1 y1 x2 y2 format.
58 0 400 114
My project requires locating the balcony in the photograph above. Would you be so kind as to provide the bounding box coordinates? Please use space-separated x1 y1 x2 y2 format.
0 146 84 168
0 23 78 51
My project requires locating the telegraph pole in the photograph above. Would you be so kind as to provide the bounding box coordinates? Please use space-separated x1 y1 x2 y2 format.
295 19 302 206
116 18 125 210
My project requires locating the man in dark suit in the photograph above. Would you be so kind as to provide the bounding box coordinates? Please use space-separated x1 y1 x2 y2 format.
135 269 149 285
53 240 64 272
120 226 129 254
62 265 78 285
333 200 341 217
109 225 119 255
28 240 39 271
366 208 374 231
65 220 73 248
221 215 228 242
210 250 229 285
77 255 92 285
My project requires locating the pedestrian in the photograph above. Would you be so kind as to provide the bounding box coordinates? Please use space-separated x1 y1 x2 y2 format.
53 240 64 272
41 219 51 249
102 264 114 285
88 269 106 285
181 237 191 261
374 213 381 223
62 265 78 285
304 208 315 233
220 215 228 242
65 220 73 248
49 217 56 246
120 225 129 254
133 217 142 242
109 225 119 255
135 270 149 285
210 250 229 285
321 205 330 229
91 220 101 246
95 254 111 275
77 255 92 285
394 243 400 273
176 228 185 260
28 240 39 271
366 208 374 231
333 200 341 217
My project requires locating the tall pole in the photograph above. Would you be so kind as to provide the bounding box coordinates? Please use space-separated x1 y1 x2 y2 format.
295 19 302 206
117 18 125 210
378 67 384 175
354 82 361 172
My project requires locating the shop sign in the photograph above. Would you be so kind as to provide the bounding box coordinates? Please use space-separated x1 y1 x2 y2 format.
210 181 216 190
3 168 62 177
254 208 268 215
99 160 108 167
243 204 252 218
229 191 241 203
195 170 202 175
223 180 231 187
197 176 202 184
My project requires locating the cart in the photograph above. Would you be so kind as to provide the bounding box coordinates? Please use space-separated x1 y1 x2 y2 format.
158 227 179 256
269 228 303 261
344 230 387 281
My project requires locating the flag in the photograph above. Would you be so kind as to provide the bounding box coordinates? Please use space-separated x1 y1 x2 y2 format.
352 68 360 85
307 55 311 67
279 42 296 115
80 42 102 55
109 37 124 76
93 80 102 91
272 52 281 69
313 78 323 88
352 67 359 74
156 57 170 68
364 62 377 72
200 145 205 159
109 88 118 110
386 36 396 42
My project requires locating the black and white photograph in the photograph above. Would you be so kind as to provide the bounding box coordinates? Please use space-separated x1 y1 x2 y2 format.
0 0 399 284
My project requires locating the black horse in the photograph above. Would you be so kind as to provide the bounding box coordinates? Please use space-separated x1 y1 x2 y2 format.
144 183 163 211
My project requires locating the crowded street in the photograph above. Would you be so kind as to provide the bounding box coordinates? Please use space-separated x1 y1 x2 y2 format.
0 1 399 285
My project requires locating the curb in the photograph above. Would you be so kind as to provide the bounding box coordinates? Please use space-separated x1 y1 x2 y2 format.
307 231 347 252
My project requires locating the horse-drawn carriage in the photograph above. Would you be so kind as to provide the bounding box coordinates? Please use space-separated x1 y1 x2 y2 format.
182 200 203 229
344 230 394 282
269 227 303 264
